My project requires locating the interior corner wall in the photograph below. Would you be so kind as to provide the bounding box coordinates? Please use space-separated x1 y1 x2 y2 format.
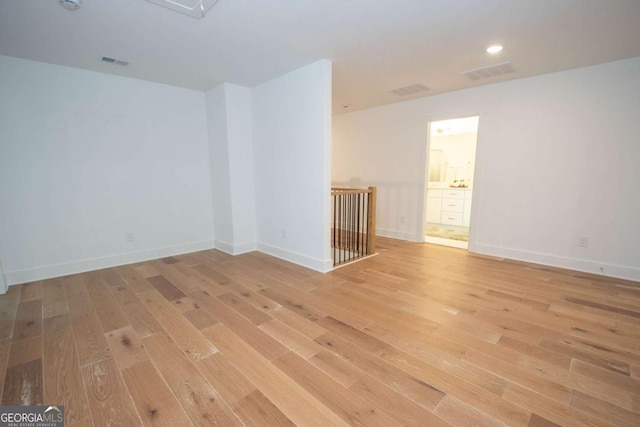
205 84 234 252
0 260 6 294
0 55 215 286
205 83 257 255
253 59 333 272
333 56 640 281
225 84 257 254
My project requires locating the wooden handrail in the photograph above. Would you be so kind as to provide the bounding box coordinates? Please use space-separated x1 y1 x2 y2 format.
331 187 374 195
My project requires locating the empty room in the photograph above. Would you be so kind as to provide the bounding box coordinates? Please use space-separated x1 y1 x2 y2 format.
1 0 640 426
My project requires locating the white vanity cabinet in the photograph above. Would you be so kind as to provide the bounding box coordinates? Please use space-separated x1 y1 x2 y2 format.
427 188 472 227
426 190 443 223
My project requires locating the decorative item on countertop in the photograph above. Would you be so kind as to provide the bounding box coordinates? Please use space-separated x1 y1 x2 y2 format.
450 179 469 188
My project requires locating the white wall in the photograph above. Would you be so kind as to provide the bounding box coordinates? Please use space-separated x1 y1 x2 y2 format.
0 259 6 294
0 55 215 285
205 83 257 255
226 84 257 252
333 56 640 281
205 84 234 249
253 60 333 272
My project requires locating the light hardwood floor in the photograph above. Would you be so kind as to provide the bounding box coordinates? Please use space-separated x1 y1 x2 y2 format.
1 237 639 426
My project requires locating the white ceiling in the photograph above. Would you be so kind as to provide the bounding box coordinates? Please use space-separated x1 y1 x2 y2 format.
1 0 640 114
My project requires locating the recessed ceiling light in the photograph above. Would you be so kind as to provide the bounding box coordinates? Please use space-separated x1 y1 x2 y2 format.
486 45 503 54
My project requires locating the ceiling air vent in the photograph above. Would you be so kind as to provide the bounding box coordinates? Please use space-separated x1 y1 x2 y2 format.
463 62 514 81
101 56 129 66
390 83 430 96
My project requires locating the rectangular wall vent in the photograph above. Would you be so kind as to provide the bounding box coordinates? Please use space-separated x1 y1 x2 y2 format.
390 83 430 96
101 56 129 66
463 62 514 81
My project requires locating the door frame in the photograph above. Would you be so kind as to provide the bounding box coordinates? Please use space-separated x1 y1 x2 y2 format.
418 111 487 253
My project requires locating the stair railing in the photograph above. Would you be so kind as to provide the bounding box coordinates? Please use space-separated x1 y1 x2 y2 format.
331 186 376 267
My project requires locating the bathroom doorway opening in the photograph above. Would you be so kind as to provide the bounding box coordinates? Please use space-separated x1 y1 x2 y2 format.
424 116 479 249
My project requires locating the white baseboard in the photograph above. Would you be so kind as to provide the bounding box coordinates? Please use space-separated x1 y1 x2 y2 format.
376 228 423 243
214 240 257 256
473 243 640 282
257 242 333 273
5 240 216 287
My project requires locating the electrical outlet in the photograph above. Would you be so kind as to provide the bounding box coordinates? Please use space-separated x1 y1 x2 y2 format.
577 236 589 248
281 229 286 239
400 216 406 224
125 232 135 243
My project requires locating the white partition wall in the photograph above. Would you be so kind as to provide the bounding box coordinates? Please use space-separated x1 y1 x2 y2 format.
253 60 333 272
205 83 257 255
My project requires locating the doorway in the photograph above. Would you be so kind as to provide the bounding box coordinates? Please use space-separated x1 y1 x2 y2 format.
424 116 479 249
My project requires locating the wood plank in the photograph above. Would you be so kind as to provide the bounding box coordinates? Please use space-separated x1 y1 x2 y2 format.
259 319 322 359
1 358 43 405
570 358 640 394
147 275 187 302
0 286 21 340
308 350 363 388
131 263 160 280
314 332 447 411
201 323 349 427
540 338 631 376
81 358 141 426
188 289 287 361
112 285 163 339
351 372 452 427
196 352 256 406
151 261 203 294
12 299 42 342
502 383 613 427
104 325 149 370
564 296 640 319
19 281 43 303
516 355 640 413
116 265 154 293
570 390 640 427
273 349 402 426
171 295 203 313
143 330 242 426
122 360 191 426
218 292 272 325
462 349 573 404
0 339 9 402
233 390 296 427
99 267 126 288
84 277 129 333
183 308 218 330
43 314 90 424
434 395 505 427
260 287 325 322
228 286 281 313
42 277 68 318
266 279 372 329
65 290 111 367
7 336 42 367
138 289 217 361
271 307 327 339
528 413 562 427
